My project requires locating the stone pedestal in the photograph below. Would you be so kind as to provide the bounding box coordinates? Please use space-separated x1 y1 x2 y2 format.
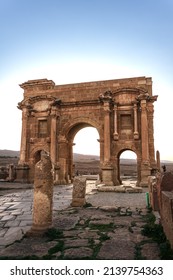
102 165 114 186
148 176 159 211
7 164 15 182
71 176 86 207
30 152 53 235
156 150 161 172
15 164 30 183
139 162 151 187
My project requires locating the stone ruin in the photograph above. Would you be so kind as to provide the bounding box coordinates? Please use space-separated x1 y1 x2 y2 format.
29 154 87 235
0 164 16 182
71 176 86 207
29 151 53 235
149 152 173 249
16 76 158 187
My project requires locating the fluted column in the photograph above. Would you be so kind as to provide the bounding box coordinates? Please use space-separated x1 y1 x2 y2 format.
50 109 57 164
99 91 113 186
133 103 139 139
19 107 28 164
141 99 149 162
113 104 119 140
147 101 157 169
103 101 111 163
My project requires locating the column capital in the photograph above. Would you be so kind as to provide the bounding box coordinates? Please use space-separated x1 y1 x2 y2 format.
99 90 113 103
113 103 118 110
103 102 111 113
50 108 59 118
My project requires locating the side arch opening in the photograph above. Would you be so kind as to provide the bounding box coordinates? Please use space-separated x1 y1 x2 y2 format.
119 150 137 185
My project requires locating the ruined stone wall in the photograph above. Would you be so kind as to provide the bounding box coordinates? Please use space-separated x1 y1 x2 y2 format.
22 77 153 100
149 172 173 249
161 191 173 249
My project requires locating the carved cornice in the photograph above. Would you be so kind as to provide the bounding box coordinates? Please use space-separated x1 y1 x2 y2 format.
20 79 55 91
18 95 60 114
113 87 148 96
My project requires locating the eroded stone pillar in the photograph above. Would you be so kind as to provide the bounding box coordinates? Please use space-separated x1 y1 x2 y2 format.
156 150 161 172
71 176 86 206
58 136 68 184
7 164 15 182
30 152 53 234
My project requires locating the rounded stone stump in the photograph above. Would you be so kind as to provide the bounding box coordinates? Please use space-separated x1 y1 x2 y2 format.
71 176 86 207
30 152 53 235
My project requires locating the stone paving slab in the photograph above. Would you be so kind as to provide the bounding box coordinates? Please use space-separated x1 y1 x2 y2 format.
0 182 164 260
141 243 161 260
64 247 93 259
0 205 161 260
97 240 135 260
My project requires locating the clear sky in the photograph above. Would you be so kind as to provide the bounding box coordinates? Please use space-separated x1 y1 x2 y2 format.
0 0 173 160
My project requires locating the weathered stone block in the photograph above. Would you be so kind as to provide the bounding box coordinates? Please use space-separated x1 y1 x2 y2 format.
71 176 86 207
29 152 53 235
161 191 173 249
148 176 159 211
160 172 173 192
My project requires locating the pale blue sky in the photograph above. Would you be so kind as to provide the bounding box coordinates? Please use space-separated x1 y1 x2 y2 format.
0 0 173 159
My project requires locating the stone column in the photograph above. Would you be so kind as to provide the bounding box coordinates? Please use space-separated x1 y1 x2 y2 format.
140 98 150 186
148 101 157 169
7 164 15 182
30 152 53 235
68 140 75 182
50 110 57 165
113 104 119 140
99 91 113 186
19 107 28 164
156 150 161 172
103 101 111 163
58 136 68 184
133 103 139 139
141 99 149 162
71 176 86 206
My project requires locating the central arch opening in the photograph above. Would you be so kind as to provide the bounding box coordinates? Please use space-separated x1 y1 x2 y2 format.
73 127 100 177
119 150 137 185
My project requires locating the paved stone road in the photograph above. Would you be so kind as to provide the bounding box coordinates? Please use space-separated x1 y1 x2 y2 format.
0 182 161 259
0 184 73 248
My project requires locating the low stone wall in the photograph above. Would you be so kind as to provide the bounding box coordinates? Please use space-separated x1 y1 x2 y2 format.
161 191 173 249
148 172 173 248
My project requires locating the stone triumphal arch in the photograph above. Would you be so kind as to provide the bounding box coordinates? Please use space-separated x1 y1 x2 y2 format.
17 76 158 187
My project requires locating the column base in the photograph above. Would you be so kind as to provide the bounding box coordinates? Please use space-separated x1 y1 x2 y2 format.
102 165 114 186
113 133 119 140
71 198 86 207
15 164 30 183
134 132 139 139
140 161 151 187
27 223 53 236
